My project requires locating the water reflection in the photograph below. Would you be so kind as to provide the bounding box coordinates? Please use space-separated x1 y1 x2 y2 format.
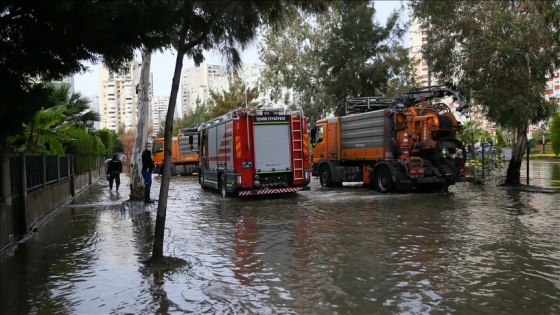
1 162 559 314
232 206 262 286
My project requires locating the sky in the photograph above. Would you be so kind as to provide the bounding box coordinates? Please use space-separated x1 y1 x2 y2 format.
73 1 408 106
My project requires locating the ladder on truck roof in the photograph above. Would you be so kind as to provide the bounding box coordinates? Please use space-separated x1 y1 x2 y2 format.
346 97 396 114
291 114 304 181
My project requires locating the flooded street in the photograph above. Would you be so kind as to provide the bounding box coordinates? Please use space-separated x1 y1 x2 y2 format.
1 160 559 314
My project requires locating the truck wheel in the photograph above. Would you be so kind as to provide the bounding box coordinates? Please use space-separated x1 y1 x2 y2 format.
374 166 395 193
219 173 229 198
319 166 333 187
199 170 206 190
434 136 466 182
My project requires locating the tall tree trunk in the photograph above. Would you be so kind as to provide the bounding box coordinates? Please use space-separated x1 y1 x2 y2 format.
130 48 152 200
1 137 12 217
152 28 188 260
504 125 528 186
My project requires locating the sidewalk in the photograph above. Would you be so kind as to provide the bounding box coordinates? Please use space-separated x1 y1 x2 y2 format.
97 172 161 206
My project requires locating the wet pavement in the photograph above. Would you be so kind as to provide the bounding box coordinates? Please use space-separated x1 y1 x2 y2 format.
1 160 559 314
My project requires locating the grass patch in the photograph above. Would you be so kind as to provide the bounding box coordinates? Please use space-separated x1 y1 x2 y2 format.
527 153 559 159
142 255 191 278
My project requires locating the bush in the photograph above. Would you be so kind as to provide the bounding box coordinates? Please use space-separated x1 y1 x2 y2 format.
94 128 115 156
65 127 103 173
551 114 560 156
467 156 504 185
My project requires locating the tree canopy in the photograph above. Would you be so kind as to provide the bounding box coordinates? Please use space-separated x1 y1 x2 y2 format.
411 0 560 185
0 0 176 139
259 1 411 125
185 99 213 128
156 98 213 138
209 70 260 118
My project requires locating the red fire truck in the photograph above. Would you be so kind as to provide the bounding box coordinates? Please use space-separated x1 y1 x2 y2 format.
198 107 311 197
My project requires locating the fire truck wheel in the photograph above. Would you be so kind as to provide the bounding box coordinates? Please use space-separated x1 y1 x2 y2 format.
374 166 395 193
219 173 229 198
319 165 333 187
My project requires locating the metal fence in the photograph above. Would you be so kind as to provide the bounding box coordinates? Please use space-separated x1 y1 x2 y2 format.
24 154 74 191
1 153 102 195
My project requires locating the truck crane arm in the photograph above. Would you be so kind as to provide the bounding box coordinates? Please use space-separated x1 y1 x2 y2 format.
392 85 469 114
346 85 469 116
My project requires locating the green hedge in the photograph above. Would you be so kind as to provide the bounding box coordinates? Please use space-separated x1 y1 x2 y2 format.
65 128 104 173
94 128 115 156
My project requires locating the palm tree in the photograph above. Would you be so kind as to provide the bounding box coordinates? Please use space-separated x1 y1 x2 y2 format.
8 84 99 155
55 85 100 128
457 120 484 156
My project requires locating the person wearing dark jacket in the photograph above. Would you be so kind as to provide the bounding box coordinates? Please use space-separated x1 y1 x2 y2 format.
106 154 123 191
142 147 156 203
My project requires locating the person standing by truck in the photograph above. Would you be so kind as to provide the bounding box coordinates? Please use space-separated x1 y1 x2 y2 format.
142 146 156 203
106 154 123 191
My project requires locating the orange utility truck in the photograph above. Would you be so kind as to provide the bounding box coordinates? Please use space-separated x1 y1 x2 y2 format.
152 128 199 176
310 85 474 194
198 107 311 197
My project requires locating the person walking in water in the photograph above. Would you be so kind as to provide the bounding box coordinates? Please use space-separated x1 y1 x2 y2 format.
107 154 123 191
142 146 156 203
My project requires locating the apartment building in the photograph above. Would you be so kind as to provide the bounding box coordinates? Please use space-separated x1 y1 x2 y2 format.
50 76 75 94
180 64 228 115
179 62 301 116
408 17 429 86
240 63 299 108
150 95 171 135
99 60 153 132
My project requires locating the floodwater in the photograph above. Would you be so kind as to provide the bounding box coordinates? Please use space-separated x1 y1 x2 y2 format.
1 160 559 314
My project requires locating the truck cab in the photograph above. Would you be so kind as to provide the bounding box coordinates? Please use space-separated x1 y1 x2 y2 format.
152 128 199 176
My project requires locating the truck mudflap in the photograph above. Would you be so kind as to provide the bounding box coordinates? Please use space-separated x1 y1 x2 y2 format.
237 186 311 196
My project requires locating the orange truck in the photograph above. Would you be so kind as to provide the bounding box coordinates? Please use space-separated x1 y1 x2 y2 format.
152 128 199 176
310 85 474 194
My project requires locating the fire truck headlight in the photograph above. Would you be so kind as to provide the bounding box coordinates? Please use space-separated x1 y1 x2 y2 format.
254 180 261 187
254 174 259 180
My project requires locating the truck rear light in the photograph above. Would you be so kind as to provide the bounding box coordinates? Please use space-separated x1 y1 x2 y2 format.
237 175 242 184
460 166 470 173
409 168 424 174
